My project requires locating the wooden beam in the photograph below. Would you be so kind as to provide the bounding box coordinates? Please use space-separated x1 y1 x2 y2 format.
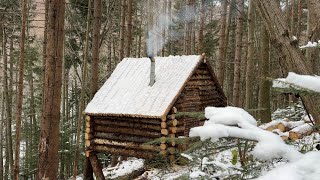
94 125 161 138
94 119 162 131
92 138 159 151
89 153 105 180
94 145 155 159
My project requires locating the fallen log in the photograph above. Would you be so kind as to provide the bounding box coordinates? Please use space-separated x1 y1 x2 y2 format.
276 120 305 132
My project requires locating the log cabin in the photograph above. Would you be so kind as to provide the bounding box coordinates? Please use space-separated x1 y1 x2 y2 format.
84 55 227 165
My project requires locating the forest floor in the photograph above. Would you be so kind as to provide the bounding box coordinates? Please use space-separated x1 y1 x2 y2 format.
74 102 320 179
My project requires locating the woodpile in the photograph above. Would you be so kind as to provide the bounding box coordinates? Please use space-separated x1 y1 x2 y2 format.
261 118 314 141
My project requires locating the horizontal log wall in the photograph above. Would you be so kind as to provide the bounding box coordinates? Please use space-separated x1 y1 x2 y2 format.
87 116 163 158
175 63 227 136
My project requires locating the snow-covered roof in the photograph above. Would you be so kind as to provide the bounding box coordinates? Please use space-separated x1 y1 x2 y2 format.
85 55 203 118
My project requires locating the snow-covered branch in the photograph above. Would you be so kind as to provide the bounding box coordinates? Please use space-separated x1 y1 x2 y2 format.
189 106 320 180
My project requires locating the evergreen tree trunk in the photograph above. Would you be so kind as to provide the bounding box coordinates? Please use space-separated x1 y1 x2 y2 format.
119 0 126 62
0 92 4 180
37 0 65 179
217 0 228 86
126 0 133 57
258 26 271 122
245 0 255 110
82 0 94 179
14 0 27 178
2 29 14 180
232 0 244 107
198 0 205 54
91 0 102 97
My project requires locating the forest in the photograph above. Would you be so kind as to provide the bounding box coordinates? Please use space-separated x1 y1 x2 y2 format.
0 0 320 179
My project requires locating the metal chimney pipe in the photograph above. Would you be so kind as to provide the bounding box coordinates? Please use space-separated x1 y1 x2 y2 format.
148 56 156 86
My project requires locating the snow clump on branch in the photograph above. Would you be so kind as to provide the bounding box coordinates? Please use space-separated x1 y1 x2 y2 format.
189 106 320 180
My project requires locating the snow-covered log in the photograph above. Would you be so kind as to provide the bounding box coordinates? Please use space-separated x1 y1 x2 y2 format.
288 123 313 140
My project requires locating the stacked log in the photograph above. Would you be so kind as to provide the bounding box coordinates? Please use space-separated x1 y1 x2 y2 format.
261 119 314 141
85 115 94 156
89 116 162 158
166 107 178 163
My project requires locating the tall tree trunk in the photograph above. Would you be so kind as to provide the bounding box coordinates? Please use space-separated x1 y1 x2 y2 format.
2 28 14 179
232 0 244 107
253 0 320 124
126 0 133 57
259 26 271 122
14 0 27 178
119 0 126 62
37 0 65 179
296 0 302 39
291 0 296 35
198 0 205 54
91 0 102 97
82 0 94 179
168 0 173 55
217 0 228 86
245 0 255 110
0 92 4 180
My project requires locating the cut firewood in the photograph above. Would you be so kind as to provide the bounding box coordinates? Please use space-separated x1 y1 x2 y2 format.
280 135 289 141
276 123 287 132
289 123 313 140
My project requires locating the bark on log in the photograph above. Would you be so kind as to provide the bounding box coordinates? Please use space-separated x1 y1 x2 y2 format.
94 117 162 125
94 145 155 159
94 119 162 131
94 126 161 138
94 132 153 143
89 154 105 180
93 138 159 151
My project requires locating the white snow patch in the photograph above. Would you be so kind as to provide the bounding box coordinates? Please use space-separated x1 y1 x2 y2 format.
273 72 320 93
104 159 144 178
300 41 319 48
189 170 207 179
181 153 193 161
